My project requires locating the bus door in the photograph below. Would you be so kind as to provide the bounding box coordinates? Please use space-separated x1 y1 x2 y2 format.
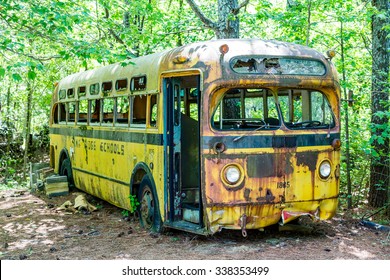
163 75 202 230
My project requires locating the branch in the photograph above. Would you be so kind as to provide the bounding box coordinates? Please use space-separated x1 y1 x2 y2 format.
185 0 217 30
4 47 60 63
232 0 250 15
103 7 136 58
360 32 373 58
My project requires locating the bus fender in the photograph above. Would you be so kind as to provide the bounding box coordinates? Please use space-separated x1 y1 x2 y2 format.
129 162 156 199
129 162 162 230
58 148 74 188
58 148 70 171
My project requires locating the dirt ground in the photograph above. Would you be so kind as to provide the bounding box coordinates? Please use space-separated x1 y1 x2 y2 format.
0 188 389 260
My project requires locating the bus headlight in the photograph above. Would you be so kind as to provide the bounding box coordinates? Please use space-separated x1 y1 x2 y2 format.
225 166 240 184
319 160 331 179
221 164 244 188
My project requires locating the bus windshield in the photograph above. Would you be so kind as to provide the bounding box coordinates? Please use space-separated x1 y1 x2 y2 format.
278 89 335 129
212 88 335 130
212 88 280 130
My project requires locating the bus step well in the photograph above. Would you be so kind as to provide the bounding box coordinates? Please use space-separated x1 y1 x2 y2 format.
164 220 207 235
182 205 200 224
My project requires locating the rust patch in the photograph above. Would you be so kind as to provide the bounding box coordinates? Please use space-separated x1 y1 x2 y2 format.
256 188 275 203
296 151 319 171
266 189 275 203
244 188 251 202
247 153 293 178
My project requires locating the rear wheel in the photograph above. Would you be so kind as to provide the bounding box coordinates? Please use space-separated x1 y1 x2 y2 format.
138 176 162 233
60 158 74 189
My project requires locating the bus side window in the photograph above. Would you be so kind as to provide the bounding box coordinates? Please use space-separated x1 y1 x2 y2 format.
58 103 66 123
116 96 129 126
52 103 59 124
149 94 158 127
68 102 76 124
102 81 113 95
187 88 198 121
90 99 100 124
53 103 63 124
189 103 198 121
131 95 146 127
102 98 114 125
78 100 88 123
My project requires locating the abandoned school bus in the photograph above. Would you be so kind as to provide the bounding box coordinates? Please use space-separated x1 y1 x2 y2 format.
49 39 341 236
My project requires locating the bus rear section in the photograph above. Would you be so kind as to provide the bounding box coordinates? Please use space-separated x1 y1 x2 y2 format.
203 87 340 235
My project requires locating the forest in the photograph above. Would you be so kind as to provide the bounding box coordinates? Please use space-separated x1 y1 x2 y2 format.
0 0 389 219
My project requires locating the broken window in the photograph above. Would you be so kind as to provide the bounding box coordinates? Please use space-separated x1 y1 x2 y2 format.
102 98 114 125
116 96 129 125
116 78 128 91
102 81 113 95
67 88 75 98
130 76 147 91
78 86 86 97
149 94 158 127
59 89 66 100
90 99 100 124
68 102 76 123
53 103 61 124
90 83 100 95
58 103 66 123
78 100 88 123
131 95 146 127
212 88 280 130
231 56 326 76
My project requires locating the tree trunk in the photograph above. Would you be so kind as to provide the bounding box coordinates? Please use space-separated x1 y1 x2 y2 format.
185 0 249 39
176 0 184 46
216 0 240 39
305 0 312 46
340 21 353 209
369 0 389 208
6 85 11 156
122 0 151 57
23 81 33 179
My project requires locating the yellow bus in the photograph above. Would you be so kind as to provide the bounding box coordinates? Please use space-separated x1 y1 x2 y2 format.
49 39 341 236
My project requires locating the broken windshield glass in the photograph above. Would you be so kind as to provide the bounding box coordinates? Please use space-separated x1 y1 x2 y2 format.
231 56 326 76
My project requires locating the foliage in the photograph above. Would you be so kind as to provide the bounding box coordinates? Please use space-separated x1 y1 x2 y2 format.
120 194 141 218
128 194 140 214
0 0 388 211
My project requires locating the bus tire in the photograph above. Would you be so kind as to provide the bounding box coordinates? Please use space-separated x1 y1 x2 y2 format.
138 176 162 233
60 158 74 190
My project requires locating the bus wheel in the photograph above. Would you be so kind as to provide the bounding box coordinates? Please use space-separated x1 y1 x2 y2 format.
138 176 162 233
60 158 74 189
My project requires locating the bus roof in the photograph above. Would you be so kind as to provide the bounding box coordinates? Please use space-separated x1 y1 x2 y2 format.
55 39 330 98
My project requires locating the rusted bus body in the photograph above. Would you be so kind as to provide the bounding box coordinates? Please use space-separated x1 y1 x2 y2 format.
49 39 341 235
50 53 167 221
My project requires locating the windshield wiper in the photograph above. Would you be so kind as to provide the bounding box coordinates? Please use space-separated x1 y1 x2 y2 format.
233 124 267 142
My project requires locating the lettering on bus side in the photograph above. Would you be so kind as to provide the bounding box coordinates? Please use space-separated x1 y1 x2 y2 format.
76 138 97 151
99 141 125 155
75 138 125 156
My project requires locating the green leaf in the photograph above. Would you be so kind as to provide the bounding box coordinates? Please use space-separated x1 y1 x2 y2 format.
0 68 5 78
28 70 36 80
12 73 22 81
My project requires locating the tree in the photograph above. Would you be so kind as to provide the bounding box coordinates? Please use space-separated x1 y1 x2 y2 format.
369 0 390 208
185 0 249 38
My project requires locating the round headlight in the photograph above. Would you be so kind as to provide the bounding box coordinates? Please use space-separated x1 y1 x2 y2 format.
319 161 331 179
225 166 241 184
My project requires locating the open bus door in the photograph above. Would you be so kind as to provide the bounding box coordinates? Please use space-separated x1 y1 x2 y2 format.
163 75 204 233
